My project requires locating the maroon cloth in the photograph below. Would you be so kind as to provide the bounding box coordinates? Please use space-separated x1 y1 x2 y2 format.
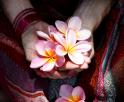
13 8 41 43
0 0 124 102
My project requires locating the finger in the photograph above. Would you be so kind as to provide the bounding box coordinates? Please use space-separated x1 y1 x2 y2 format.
83 52 88 56
48 70 69 79
74 68 83 73
34 21 49 34
49 70 64 79
35 68 69 79
64 61 80 70
90 48 95 59
35 70 49 78
68 70 78 77
83 56 91 64
57 61 80 71
25 48 37 61
80 63 89 69
36 68 78 79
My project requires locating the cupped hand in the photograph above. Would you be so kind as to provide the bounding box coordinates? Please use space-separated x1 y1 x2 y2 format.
21 17 94 79
21 21 78 79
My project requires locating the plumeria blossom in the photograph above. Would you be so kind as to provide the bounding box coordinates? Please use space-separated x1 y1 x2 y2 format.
32 16 93 69
55 84 86 102
55 16 91 40
54 29 92 64
30 40 65 71
36 25 63 42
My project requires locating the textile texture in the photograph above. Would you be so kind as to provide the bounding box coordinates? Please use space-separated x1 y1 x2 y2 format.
0 1 124 102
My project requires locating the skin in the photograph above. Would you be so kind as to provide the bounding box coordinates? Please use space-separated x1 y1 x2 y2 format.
1 0 113 79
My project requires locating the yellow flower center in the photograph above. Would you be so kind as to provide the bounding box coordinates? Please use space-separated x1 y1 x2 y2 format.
46 49 57 60
76 32 79 38
66 44 76 54
67 96 80 102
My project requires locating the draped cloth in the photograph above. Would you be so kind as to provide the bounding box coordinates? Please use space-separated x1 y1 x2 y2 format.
0 1 124 102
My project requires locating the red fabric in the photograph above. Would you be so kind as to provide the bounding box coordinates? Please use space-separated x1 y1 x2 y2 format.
0 1 124 101
13 8 41 43
78 7 122 101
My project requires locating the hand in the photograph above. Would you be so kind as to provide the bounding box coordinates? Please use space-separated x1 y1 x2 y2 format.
22 21 78 79
36 17 94 78
22 16 94 79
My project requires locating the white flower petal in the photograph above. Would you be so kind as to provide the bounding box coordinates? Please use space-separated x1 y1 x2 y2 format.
77 29 91 40
55 45 67 56
66 29 76 47
75 41 92 52
35 41 48 56
40 59 55 71
48 25 58 37
68 16 81 31
54 33 66 46
30 57 49 68
36 31 50 40
48 25 57 33
68 52 84 64
55 20 68 34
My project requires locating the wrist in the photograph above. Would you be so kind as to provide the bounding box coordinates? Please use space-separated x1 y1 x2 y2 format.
13 8 41 43
2 0 33 22
74 12 100 32
73 0 113 31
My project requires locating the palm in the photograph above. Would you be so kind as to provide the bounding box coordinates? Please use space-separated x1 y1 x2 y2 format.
22 21 94 79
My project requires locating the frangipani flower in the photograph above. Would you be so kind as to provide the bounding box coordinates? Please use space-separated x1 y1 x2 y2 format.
55 84 86 102
33 16 92 69
54 29 91 64
30 40 65 71
36 25 63 42
55 16 91 40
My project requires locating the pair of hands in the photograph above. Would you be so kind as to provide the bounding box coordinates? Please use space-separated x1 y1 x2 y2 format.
22 19 94 79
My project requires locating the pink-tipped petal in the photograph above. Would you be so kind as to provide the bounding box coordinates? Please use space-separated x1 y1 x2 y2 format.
72 86 86 101
40 59 55 71
55 98 68 102
56 32 65 38
45 41 55 50
77 29 91 40
75 41 92 52
36 31 50 40
56 45 67 56
48 25 57 33
68 16 81 31
48 25 64 38
59 84 73 98
55 56 65 67
54 33 66 46
30 57 49 68
68 52 84 64
66 29 76 47
55 20 68 34
45 42 56 56
48 25 58 36
35 41 48 56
